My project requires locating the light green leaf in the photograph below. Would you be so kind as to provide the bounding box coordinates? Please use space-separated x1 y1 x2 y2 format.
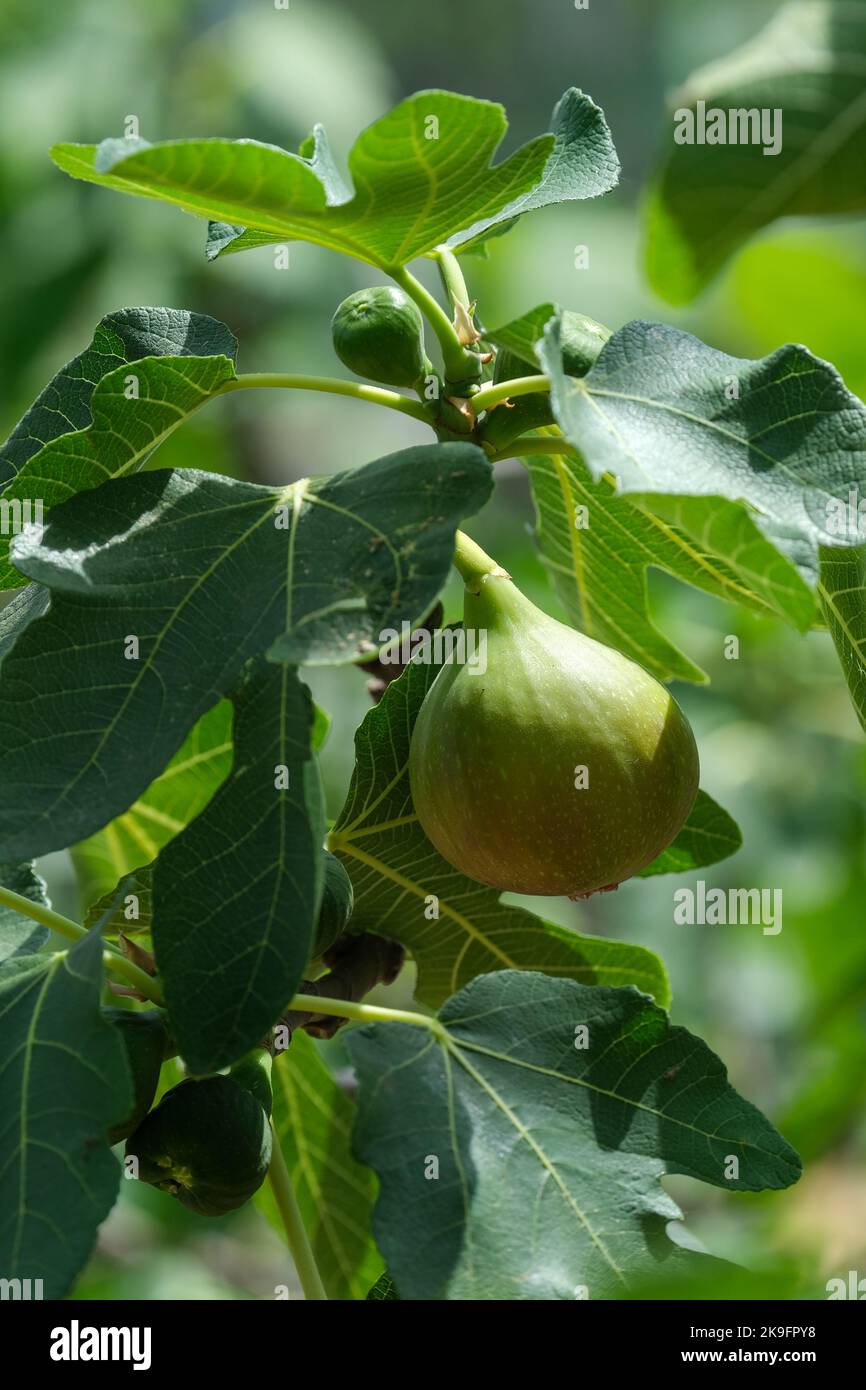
0 929 132 1298
347 970 801 1299
152 661 325 1074
638 790 742 877
53 89 618 271
446 87 619 251
528 446 816 684
329 650 670 1009
0 862 50 960
0 443 491 860
818 542 866 732
256 1033 382 1300
540 316 866 575
644 0 866 302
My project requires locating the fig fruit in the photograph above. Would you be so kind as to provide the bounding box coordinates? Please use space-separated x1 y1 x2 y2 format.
408 536 699 897
313 849 354 956
229 1047 273 1117
103 1007 169 1145
125 1075 272 1217
331 286 432 388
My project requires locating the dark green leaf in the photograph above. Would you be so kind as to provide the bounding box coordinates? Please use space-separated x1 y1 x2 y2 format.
330 648 671 1008
73 701 233 909
0 306 237 483
152 661 325 1073
541 317 866 575
0 443 491 859
347 970 801 1300
366 1272 400 1300
0 929 132 1297
0 862 49 960
0 311 238 590
644 1 866 302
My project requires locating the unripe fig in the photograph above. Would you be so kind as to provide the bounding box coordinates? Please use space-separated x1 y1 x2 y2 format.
102 1007 169 1145
331 287 431 388
313 849 354 956
408 537 699 897
125 1075 271 1217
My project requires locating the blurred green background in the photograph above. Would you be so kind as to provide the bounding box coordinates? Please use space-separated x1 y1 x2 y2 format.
3 0 864 1298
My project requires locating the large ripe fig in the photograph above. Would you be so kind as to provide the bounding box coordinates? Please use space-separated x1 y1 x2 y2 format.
125 1075 272 1217
408 536 699 897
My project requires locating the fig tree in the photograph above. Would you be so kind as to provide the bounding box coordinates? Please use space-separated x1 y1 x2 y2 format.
408 535 699 897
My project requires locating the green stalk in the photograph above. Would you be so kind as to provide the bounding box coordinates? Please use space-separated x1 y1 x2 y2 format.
220 373 431 423
433 245 471 313
471 374 550 414
267 1123 328 1301
451 530 509 590
486 434 579 464
0 884 165 1005
288 990 443 1034
389 265 479 384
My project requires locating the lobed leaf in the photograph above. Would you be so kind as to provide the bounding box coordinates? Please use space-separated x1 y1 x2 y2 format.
528 446 816 684
52 90 618 271
347 970 801 1299
540 316 866 577
0 443 491 860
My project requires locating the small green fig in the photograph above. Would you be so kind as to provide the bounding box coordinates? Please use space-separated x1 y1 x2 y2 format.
103 1007 169 1145
408 537 699 898
331 286 432 388
229 1047 273 1117
125 1075 272 1217
313 849 354 956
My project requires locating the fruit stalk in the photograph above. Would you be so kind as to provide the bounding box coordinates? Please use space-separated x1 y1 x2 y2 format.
267 1121 329 1301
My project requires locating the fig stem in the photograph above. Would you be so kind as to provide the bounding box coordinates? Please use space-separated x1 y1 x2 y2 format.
472 374 550 414
453 530 510 590
0 884 165 1004
219 373 431 423
266 1121 329 1301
